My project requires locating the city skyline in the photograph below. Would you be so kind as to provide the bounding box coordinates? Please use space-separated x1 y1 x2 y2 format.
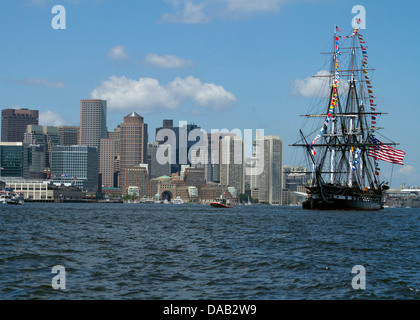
0 1 419 188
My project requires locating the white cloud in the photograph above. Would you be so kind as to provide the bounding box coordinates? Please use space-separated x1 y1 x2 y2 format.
23 0 46 6
393 165 420 188
162 0 209 24
162 0 290 23
23 0 81 7
91 75 237 113
144 53 194 68
8 78 65 88
397 165 415 176
223 0 286 15
291 70 331 98
291 70 349 98
39 110 70 126
107 45 128 62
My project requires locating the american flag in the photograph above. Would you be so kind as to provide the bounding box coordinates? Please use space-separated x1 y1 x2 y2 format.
367 136 405 165
335 25 342 32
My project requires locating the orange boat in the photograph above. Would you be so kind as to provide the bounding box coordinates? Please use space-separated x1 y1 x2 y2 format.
210 196 232 208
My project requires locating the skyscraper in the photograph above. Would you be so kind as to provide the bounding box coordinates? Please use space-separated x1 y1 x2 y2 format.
0 142 29 178
203 132 236 183
119 112 148 188
148 141 171 179
57 126 80 146
1 108 39 142
249 130 263 190
219 135 245 194
99 138 115 188
155 120 202 174
107 126 121 157
258 135 283 205
51 145 98 192
23 125 60 170
79 99 107 149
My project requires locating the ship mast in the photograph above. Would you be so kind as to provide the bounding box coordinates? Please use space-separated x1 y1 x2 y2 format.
330 27 337 185
348 32 356 187
290 27 405 210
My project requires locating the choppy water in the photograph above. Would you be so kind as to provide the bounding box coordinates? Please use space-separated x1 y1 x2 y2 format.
0 203 419 300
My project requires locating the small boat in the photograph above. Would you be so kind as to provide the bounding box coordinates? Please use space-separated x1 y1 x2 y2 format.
1 190 24 205
172 196 184 204
3 191 24 205
0 194 9 204
210 195 233 208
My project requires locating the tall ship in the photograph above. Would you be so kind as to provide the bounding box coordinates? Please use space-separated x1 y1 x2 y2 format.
291 26 405 210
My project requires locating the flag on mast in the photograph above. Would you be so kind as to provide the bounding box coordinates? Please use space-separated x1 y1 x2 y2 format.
368 136 406 165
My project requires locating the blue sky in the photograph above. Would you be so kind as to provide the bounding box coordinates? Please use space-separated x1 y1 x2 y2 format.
0 0 419 188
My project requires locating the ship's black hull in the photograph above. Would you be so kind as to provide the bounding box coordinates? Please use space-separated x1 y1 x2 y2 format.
302 185 384 211
303 198 383 210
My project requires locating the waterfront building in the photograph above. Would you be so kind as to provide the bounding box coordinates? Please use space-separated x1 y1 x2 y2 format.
385 187 420 208
79 99 107 149
0 142 29 178
0 177 82 202
119 112 148 188
1 108 39 142
183 167 205 188
258 135 283 205
51 145 98 192
127 186 140 197
57 126 80 146
199 184 237 204
24 125 60 168
282 166 311 205
283 166 310 192
115 163 239 204
124 165 150 194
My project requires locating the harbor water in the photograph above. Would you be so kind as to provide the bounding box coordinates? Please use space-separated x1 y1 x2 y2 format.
0 203 419 300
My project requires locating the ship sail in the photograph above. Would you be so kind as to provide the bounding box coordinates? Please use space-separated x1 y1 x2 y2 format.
291 27 405 210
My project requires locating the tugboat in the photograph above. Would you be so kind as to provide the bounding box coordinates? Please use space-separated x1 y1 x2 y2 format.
291 27 405 210
210 194 233 208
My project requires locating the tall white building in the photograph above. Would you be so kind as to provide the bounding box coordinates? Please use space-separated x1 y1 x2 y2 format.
219 135 245 195
249 130 263 190
258 135 283 205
